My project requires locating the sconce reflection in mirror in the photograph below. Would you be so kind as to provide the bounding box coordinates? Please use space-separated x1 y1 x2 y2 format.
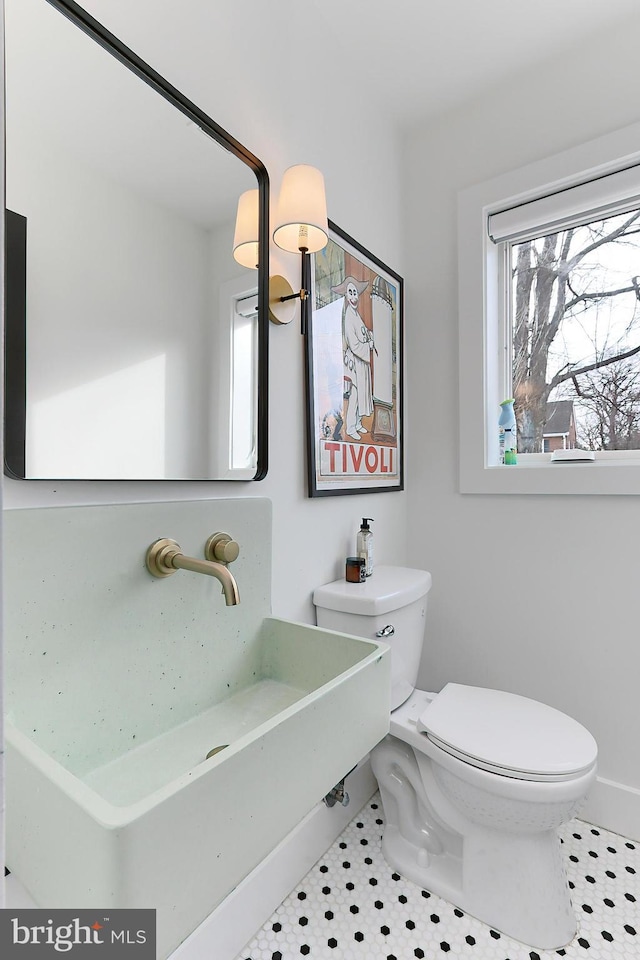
233 188 294 324
231 183 294 327
233 188 260 270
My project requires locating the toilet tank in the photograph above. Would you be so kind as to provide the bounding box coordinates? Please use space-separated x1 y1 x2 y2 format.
313 566 432 710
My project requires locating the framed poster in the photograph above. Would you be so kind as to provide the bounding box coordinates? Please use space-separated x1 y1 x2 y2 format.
305 220 403 497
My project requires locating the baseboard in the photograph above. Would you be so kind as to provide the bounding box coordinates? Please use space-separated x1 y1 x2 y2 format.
170 759 378 960
581 775 640 841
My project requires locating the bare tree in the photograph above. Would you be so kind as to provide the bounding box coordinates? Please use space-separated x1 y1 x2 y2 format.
572 357 640 450
512 211 640 451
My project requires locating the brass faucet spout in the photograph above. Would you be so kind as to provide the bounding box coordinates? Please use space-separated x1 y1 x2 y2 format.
171 553 240 605
145 538 240 605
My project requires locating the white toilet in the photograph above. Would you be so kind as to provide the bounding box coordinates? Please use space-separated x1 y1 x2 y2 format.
313 566 598 950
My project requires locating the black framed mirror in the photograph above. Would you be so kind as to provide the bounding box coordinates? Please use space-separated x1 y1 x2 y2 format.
4 0 269 480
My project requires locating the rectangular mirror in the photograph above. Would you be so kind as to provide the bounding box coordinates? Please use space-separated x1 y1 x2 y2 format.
4 0 269 480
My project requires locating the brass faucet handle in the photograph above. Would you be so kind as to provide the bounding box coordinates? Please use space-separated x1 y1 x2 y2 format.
146 538 182 577
205 532 240 566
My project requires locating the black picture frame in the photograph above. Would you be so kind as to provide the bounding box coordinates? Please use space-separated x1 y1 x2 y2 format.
305 221 403 497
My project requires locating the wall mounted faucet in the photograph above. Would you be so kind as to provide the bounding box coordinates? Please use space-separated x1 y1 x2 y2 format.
145 535 240 605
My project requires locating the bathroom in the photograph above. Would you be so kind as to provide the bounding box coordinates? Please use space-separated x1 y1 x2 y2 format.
2 0 640 958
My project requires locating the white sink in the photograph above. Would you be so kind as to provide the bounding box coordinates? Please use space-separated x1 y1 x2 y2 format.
6 616 390 958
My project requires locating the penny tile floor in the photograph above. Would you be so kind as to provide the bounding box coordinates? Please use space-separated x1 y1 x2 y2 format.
236 793 639 960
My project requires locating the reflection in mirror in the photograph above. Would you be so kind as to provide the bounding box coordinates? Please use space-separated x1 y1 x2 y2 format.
4 0 269 480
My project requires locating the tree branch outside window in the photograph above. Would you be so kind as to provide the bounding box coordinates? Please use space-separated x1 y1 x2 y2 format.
511 210 640 451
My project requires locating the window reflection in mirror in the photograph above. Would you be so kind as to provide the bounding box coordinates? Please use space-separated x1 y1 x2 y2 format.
3 0 268 480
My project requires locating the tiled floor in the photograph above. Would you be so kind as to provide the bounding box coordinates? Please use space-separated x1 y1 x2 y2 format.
237 793 638 960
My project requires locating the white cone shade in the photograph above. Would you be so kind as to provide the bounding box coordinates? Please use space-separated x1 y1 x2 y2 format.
273 165 328 254
233 188 260 269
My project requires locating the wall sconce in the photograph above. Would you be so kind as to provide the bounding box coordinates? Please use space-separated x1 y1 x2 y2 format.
233 188 260 269
271 164 328 332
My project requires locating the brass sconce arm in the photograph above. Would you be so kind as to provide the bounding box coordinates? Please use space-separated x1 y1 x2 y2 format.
146 538 240 606
269 250 313 332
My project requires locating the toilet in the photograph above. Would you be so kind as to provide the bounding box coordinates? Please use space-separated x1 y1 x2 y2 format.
313 566 598 950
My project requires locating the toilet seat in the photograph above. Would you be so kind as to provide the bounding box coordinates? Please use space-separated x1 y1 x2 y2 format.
417 683 597 782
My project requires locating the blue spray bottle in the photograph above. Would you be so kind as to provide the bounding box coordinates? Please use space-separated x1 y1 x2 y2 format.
499 399 517 465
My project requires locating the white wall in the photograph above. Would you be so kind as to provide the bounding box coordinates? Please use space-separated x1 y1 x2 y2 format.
405 17 640 834
3 0 407 620
8 141 212 478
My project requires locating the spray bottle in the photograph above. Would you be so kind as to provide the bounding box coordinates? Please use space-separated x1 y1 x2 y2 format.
357 518 374 577
499 399 517 465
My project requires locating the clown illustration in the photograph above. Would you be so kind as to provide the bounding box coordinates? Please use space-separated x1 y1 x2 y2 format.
331 275 374 440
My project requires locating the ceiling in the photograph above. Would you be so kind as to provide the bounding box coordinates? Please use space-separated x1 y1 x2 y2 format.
9 0 637 227
77 0 640 129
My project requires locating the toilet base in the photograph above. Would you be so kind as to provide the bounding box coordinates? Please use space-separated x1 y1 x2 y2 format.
371 735 579 950
381 816 576 948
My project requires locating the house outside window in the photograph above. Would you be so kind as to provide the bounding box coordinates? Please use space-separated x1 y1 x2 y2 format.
458 119 640 495
542 400 576 454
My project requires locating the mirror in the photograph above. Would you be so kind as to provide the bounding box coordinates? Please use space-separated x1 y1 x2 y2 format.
3 0 269 480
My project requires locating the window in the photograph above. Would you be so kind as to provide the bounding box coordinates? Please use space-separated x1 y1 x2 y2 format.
458 119 640 494
230 293 258 471
496 199 640 456
212 277 259 479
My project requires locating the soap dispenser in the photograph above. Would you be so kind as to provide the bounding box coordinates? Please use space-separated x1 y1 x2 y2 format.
357 518 374 577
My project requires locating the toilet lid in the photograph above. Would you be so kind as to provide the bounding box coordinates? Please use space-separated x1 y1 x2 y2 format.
417 683 597 780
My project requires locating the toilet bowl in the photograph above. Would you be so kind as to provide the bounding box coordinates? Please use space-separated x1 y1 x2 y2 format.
372 686 597 948
314 567 598 950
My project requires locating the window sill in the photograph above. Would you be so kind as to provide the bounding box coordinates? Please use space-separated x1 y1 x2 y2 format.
462 458 640 495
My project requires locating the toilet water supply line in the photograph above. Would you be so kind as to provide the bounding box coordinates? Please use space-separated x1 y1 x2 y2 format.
324 765 357 807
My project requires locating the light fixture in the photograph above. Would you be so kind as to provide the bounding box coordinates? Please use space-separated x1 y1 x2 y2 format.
273 164 328 255
233 188 260 269
271 164 328 331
